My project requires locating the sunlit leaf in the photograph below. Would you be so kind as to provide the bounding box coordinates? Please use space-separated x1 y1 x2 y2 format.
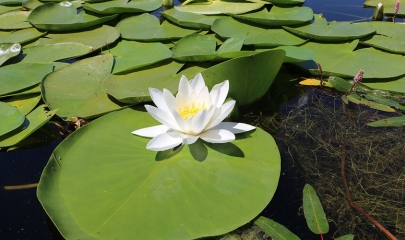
0 9 32 30
83 0 161 14
175 0 265 15
37 107 281 239
172 33 217 62
0 28 47 44
161 7 221 30
254 216 300 240
0 101 25 137
3 93 41 115
361 22 405 54
303 184 329 234
0 42 20 66
343 94 396 112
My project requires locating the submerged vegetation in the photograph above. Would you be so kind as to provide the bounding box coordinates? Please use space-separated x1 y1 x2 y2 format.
1 0 405 239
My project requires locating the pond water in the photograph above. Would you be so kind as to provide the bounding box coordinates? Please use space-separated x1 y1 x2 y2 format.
0 0 398 239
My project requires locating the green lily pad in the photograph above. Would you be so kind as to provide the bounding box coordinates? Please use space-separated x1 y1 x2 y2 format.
107 40 172 74
283 14 375 42
42 54 126 120
0 63 53 96
213 35 256 61
116 13 198 41
102 60 184 104
361 22 405 54
161 8 222 30
201 49 285 106
0 42 20 66
0 9 32 30
172 33 217 62
268 0 304 4
3 93 41 115
28 2 118 31
0 84 40 98
212 16 306 47
301 40 405 78
364 0 405 15
232 6 313 27
0 28 47 44
0 0 27 5
175 0 265 15
0 104 57 147
0 101 25 137
83 0 162 14
254 216 300 240
0 5 20 14
22 43 93 63
275 46 314 63
37 107 280 239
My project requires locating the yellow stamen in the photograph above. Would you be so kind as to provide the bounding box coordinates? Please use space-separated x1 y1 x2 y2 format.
178 103 205 120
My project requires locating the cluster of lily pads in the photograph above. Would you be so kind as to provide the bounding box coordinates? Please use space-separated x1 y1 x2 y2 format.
1 0 405 238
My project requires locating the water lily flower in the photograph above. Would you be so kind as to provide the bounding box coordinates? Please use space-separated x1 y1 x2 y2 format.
132 73 255 151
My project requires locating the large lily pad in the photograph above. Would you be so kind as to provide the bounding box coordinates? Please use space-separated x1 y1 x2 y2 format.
172 33 217 62
0 101 25 137
361 22 405 54
28 2 118 31
232 6 313 26
0 62 53 96
0 28 46 44
201 49 285 105
0 9 32 30
102 60 184 104
107 40 172 74
283 14 375 42
37 107 281 239
161 8 222 30
212 16 267 38
0 0 27 5
0 5 20 14
3 93 41 115
0 42 20 66
42 54 126 119
22 43 93 63
175 0 265 15
364 0 405 15
83 0 162 14
0 104 57 147
301 40 405 78
117 13 199 41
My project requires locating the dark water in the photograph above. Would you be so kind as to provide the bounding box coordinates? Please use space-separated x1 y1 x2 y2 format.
0 1 377 239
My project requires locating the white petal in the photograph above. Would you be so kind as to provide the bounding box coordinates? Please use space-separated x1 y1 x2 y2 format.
204 100 236 130
190 73 206 94
198 86 211 108
190 109 210 135
211 122 255 134
180 133 199 144
215 80 229 108
149 88 170 113
178 75 192 97
170 109 190 133
146 132 183 151
200 129 235 143
132 125 170 138
145 105 181 131
163 89 177 112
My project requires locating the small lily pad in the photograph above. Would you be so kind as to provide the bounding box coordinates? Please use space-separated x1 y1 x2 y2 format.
172 33 217 62
175 0 265 15
22 43 93 63
161 7 222 30
116 13 199 41
0 101 25 137
3 93 41 115
0 9 32 30
0 6 20 14
28 2 118 31
0 42 20 66
283 14 375 42
0 28 47 44
83 0 162 14
0 104 57 147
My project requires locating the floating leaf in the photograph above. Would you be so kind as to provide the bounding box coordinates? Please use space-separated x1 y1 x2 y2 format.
0 85 40 98
22 43 93 63
3 93 41 115
0 5 20 14
117 13 198 41
364 0 405 15
0 0 27 5
28 2 118 31
367 115 405 127
37 107 281 239
0 101 25 137
284 14 375 42
361 22 405 54
0 63 53 96
102 60 184 104
232 6 313 27
0 105 57 147
328 76 352 92
108 40 172 74
302 40 405 78
175 0 265 15
0 28 46 44
254 216 300 240
172 33 217 62
269 0 304 4
83 0 162 14
201 50 285 106
343 94 396 112
161 8 221 30
42 54 126 119
363 93 405 111
303 184 329 234
0 9 32 30
275 46 313 63
0 42 20 66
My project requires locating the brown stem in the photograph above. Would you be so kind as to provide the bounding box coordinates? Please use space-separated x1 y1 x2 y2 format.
340 137 397 239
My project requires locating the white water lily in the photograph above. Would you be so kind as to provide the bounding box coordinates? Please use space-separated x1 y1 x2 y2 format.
132 73 255 151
